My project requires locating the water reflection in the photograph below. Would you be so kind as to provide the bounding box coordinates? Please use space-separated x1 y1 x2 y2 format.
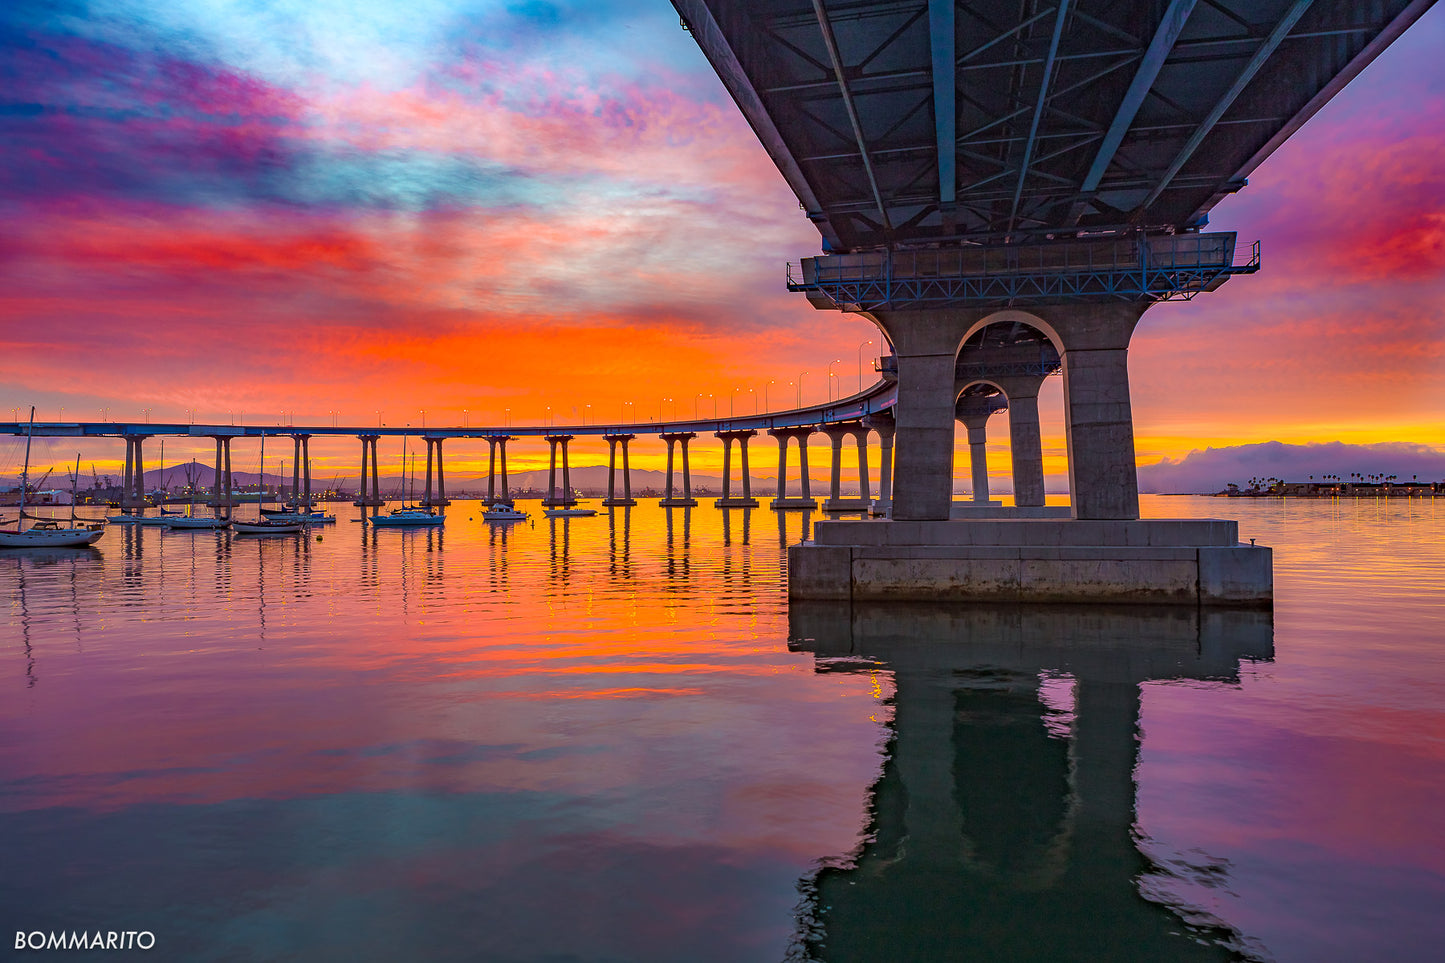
788 602 1275 963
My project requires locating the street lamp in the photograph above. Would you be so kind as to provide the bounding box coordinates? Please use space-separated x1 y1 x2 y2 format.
796 371 808 408
764 379 774 412
420 409 426 429
857 340 872 392
695 392 707 418
585 404 591 426
750 387 756 414
463 409 469 428
827 359 841 400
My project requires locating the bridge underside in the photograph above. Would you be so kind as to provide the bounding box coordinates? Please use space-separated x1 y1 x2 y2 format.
665 1 1434 602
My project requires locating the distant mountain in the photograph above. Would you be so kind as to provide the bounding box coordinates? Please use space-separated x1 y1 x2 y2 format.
1139 441 1445 494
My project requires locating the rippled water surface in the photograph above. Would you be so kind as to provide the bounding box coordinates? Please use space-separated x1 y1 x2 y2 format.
2 496 1442 961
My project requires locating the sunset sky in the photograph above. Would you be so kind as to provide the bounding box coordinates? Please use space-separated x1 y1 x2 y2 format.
1 0 1441 484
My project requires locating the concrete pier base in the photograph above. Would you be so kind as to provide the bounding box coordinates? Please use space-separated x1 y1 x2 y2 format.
771 497 818 510
715 497 760 508
789 518 1272 605
822 497 871 512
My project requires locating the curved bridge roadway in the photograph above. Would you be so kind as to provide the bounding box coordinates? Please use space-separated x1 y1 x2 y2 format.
3 380 898 514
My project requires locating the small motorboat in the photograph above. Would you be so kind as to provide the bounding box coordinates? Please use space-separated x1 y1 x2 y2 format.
542 507 598 518
105 514 147 525
263 510 336 524
482 503 528 521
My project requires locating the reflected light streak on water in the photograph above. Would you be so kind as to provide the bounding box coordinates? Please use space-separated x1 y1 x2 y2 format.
1 495 1441 962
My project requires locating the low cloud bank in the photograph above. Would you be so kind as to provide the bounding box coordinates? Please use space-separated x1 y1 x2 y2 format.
1138 441 1445 493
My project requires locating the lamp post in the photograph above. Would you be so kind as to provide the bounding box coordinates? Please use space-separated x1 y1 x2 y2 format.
505 408 511 427
796 372 807 408
827 359 841 400
585 404 591 426
750 387 756 414
764 379 774 412
463 409 468 428
857 340 872 392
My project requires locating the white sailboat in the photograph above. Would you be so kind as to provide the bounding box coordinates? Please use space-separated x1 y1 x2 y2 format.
0 415 105 549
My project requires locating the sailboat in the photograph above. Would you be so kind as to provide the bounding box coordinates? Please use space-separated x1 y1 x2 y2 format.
0 412 105 548
260 452 334 523
231 433 304 534
366 439 444 527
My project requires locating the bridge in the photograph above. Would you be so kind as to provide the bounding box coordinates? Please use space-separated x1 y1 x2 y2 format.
672 0 1433 603
3 381 901 515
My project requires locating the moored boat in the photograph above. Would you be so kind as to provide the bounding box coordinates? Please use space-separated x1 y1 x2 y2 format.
0 422 106 549
482 503 528 521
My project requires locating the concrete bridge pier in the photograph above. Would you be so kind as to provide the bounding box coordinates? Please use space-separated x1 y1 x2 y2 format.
119 436 151 510
289 435 302 507
659 432 699 507
768 426 816 510
954 393 1005 510
354 435 385 506
301 435 312 510
603 434 637 507
543 435 577 507
422 437 450 507
866 414 894 516
821 422 871 512
791 302 1271 604
715 429 759 508
485 435 513 506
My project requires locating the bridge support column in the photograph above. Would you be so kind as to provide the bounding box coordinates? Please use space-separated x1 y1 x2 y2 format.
714 430 758 508
290 435 302 507
120 438 135 510
821 423 870 512
423 438 434 506
485 435 513 505
956 409 998 506
1007 391 1046 508
659 432 698 507
869 417 895 516
603 434 637 507
543 435 576 507
131 437 148 507
768 427 816 509
223 438 233 514
301 435 312 511
355 435 384 506
419 437 449 507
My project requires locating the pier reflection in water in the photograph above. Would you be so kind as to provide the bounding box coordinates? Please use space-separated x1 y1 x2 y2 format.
788 602 1274 963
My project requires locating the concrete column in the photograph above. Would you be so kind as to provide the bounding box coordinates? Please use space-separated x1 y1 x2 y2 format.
423 438 434 506
892 352 958 519
798 436 812 500
621 439 632 502
602 434 636 507
213 437 224 509
680 436 692 500
291 436 301 507
122 438 134 508
499 438 509 503
877 430 894 513
133 437 146 503
561 438 572 505
660 433 698 506
740 435 751 501
358 437 369 506
487 439 497 503
855 431 871 502
435 438 446 506
775 435 788 501
606 438 618 502
302 436 312 510
1063 347 1139 520
961 413 990 503
1008 392 1046 508
721 436 733 499
223 438 233 510
369 437 379 507
829 432 844 501
546 438 559 506
664 437 675 501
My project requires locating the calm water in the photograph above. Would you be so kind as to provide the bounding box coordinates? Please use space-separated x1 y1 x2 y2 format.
2 496 1441 961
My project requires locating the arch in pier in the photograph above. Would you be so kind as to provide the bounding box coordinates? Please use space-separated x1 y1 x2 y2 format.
951 315 1063 510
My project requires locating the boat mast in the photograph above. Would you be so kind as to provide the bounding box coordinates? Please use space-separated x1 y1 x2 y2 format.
71 453 81 523
18 406 35 524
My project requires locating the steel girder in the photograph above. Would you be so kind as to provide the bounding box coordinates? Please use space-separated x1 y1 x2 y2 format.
674 0 1435 252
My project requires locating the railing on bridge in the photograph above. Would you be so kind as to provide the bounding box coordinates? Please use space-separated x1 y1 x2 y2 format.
788 233 1259 310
